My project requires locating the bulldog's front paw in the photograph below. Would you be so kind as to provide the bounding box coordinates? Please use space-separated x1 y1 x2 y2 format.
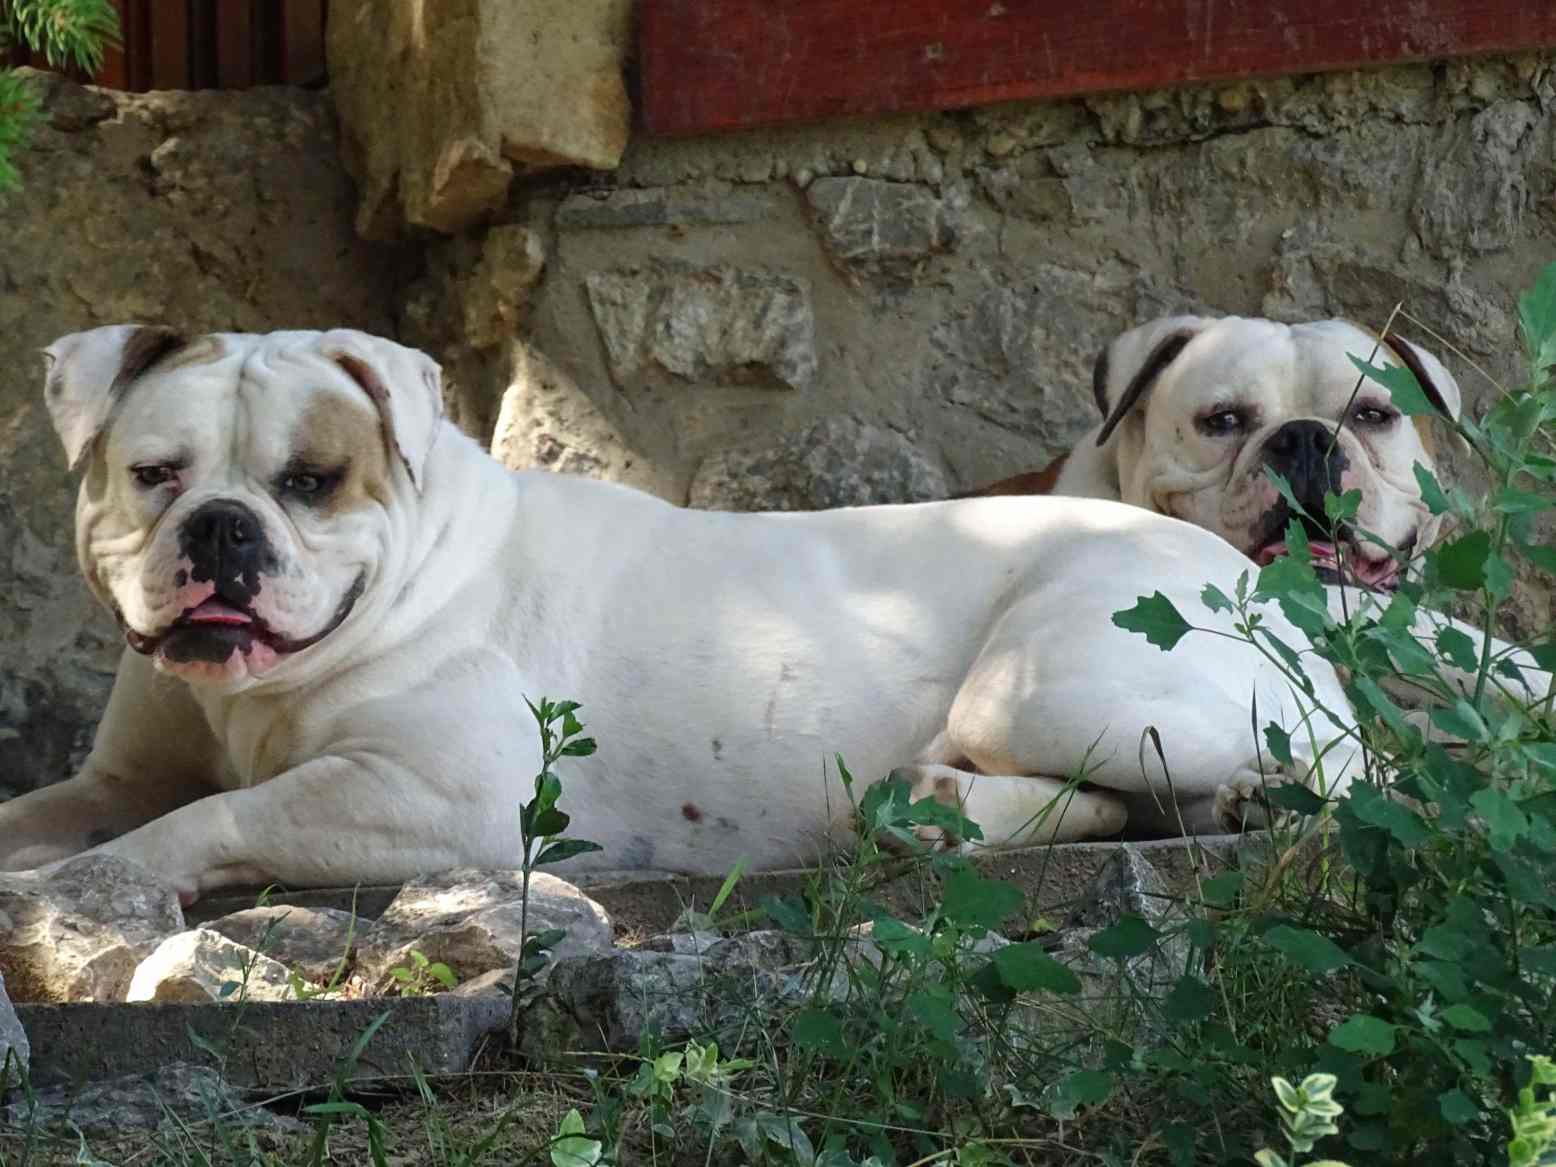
1213 779 1274 834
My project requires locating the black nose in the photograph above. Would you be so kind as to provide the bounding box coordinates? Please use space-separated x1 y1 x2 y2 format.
1262 419 1350 524
179 499 271 603
184 501 257 552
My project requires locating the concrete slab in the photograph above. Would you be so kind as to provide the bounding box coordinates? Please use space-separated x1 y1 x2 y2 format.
185 833 1256 938
18 994 510 1091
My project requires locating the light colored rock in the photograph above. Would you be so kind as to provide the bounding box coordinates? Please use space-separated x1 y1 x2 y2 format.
490 339 675 497
585 263 817 393
4 1062 291 1134
1413 101 1537 257
0 855 183 1003
806 177 958 281
357 869 614 988
126 928 295 1004
328 0 633 238
688 416 947 512
460 226 547 349
201 906 361 988
1057 844 1191 1003
0 72 397 803
0 971 27 1082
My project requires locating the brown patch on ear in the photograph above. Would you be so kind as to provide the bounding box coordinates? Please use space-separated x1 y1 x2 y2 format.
110 327 187 399
1096 331 1196 446
332 351 417 489
1411 414 1439 458
292 393 392 516
1380 334 1454 421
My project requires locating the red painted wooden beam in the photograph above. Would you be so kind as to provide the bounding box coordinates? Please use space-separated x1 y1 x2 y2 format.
640 0 1556 137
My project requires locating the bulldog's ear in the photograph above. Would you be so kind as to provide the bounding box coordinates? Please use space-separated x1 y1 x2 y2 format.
1093 315 1212 446
1381 334 1463 422
321 330 445 493
42 324 188 471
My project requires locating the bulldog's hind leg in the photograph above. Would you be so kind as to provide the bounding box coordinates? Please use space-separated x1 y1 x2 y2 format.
887 763 1127 848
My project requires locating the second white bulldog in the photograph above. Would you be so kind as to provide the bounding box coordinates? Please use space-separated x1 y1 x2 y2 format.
0 326 1360 901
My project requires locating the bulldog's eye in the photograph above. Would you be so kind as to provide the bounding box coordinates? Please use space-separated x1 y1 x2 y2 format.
130 464 178 489
1197 409 1246 436
279 467 342 501
1350 405 1397 428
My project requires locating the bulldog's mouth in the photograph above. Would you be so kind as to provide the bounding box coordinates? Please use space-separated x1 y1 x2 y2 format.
1253 538 1403 592
122 574 366 664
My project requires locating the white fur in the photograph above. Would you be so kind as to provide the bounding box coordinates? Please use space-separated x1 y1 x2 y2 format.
0 327 1362 901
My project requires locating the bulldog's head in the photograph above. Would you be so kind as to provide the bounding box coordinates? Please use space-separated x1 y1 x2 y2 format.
42 325 444 689
1092 316 1462 590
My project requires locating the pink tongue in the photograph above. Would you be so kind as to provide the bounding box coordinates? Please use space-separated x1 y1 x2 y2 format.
186 599 252 625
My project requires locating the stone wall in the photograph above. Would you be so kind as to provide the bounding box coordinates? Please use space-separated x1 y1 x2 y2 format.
3 50 1554 797
405 52 1555 629
0 72 406 798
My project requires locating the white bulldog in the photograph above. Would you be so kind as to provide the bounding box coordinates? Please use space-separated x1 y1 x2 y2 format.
967 316 1546 702
0 326 1360 902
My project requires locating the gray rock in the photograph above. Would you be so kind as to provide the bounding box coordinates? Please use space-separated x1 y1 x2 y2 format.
357 869 614 988
1058 844 1191 1003
806 177 957 281
558 184 782 229
0 855 183 1002
203 905 361 988
126 928 295 1004
328 0 633 237
0 971 27 1084
0 71 398 804
1413 101 1538 258
585 263 817 392
688 416 948 511
4 1062 290 1134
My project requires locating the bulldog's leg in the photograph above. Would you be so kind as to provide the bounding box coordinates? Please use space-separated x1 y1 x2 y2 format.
0 649 223 870
887 762 1127 848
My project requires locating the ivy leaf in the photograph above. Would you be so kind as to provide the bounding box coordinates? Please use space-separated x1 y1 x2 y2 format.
1201 583 1234 614
1329 1014 1397 1055
1113 592 1193 651
1163 973 1217 1023
1350 354 1439 416
791 1007 848 1057
942 867 1023 930
1470 788 1529 851
1413 463 1454 516
1439 1089 1479 1126
1267 783 1327 816
1264 722 1293 765
1429 700 1489 743
1518 260 1556 377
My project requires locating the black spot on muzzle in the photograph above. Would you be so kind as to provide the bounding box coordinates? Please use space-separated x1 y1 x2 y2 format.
178 499 277 608
1261 419 1351 541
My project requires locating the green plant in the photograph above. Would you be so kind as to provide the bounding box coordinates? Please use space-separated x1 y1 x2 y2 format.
0 0 119 194
509 697 602 1038
1508 1056 1556 1167
1108 265 1556 1162
388 948 458 997
1254 1073 1352 1167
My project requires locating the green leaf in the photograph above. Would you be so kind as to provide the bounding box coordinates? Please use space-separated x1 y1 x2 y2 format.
1518 260 1556 376
1163 973 1217 1023
1366 625 1438 676
551 1108 603 1167
1324 488 1362 523
760 895 812 935
560 737 597 757
1351 677 1421 743
990 942 1082 995
1329 1014 1397 1055
1439 1090 1479 1126
1264 925 1352 973
1442 1004 1492 1033
1350 354 1439 416
1413 463 1455 516
1112 591 1193 651
535 839 605 866
1264 722 1293 765
1049 1070 1112 1117
1520 543 1556 574
1201 583 1234 614
1349 782 1430 846
1435 627 1480 673
906 988 962 1041
1492 488 1553 515
1429 700 1489 743
1199 870 1244 907
1470 787 1529 850
1434 531 1492 591
791 1007 848 1057
1087 913 1160 960
941 867 1023 930
1267 782 1328 816
869 916 932 958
